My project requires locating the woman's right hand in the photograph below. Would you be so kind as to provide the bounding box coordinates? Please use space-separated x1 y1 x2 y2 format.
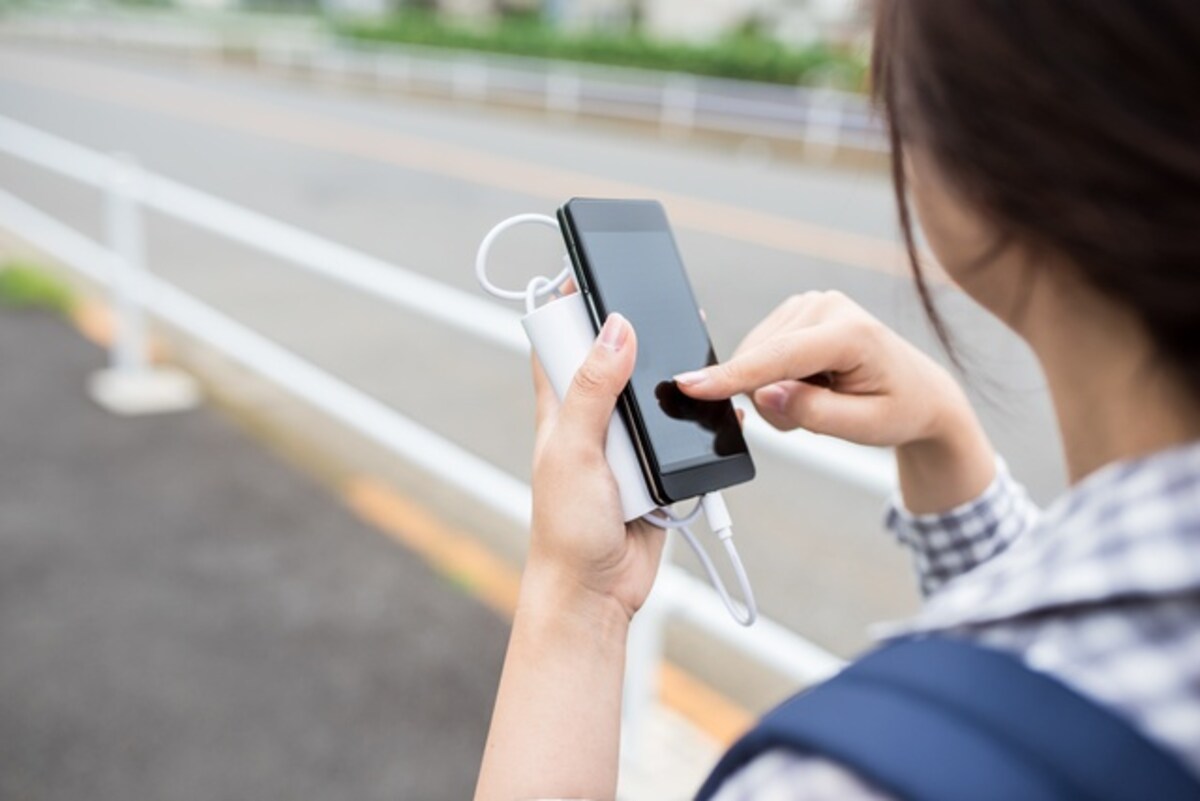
675 291 996 512
675 291 966 447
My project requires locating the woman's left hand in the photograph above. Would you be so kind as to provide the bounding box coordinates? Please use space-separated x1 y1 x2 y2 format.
526 312 666 623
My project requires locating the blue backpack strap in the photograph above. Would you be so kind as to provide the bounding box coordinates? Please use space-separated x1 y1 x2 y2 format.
696 637 1199 801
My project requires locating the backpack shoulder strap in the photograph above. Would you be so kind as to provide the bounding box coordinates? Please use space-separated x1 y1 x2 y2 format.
696 637 1198 801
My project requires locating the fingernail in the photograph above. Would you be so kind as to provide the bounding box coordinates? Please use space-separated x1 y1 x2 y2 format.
758 384 789 412
598 313 628 352
674 370 708 387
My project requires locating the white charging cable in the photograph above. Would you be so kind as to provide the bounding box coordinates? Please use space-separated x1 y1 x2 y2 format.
476 213 758 626
474 214 571 314
644 494 757 626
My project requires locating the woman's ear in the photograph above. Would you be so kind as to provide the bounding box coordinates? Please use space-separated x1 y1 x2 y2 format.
905 147 1027 327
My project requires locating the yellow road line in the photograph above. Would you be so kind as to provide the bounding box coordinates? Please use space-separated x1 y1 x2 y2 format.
343 475 522 618
661 662 754 746
70 297 167 362
342 474 755 746
70 298 114 350
0 52 906 275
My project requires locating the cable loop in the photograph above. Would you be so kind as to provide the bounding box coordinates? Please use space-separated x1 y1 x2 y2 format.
475 213 571 309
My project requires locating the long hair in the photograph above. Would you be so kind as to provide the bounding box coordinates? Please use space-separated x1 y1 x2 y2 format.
872 0 1200 400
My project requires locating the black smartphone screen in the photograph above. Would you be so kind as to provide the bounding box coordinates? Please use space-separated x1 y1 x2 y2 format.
560 199 753 502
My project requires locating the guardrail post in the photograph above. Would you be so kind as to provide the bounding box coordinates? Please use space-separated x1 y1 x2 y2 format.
451 58 489 102
375 52 412 92
620 535 674 763
800 88 843 163
660 73 698 136
107 154 149 375
545 68 581 118
255 37 297 78
87 153 200 417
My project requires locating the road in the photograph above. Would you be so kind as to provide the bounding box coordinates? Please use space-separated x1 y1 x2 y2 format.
0 42 1065 660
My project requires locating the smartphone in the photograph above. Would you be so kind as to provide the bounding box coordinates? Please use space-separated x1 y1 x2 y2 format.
557 198 755 505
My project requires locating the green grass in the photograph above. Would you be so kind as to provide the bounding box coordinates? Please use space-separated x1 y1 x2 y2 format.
337 12 866 89
0 262 74 313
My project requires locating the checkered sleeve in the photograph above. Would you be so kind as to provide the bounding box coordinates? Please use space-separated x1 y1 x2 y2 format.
709 750 898 801
886 456 1040 596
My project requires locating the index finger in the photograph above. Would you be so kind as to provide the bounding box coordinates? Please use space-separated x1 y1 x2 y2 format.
674 323 860 400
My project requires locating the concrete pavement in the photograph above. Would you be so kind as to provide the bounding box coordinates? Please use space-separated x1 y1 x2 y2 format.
0 305 509 800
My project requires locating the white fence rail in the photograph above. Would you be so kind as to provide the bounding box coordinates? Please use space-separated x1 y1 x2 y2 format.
0 9 887 154
0 113 890 750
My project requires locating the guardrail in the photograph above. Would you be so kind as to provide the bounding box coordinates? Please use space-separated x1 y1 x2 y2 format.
0 8 887 157
0 113 895 755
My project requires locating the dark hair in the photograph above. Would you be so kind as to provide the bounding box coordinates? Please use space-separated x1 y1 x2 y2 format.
871 0 1200 400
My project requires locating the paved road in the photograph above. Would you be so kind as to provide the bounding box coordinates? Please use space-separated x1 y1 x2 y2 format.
0 306 507 801
0 43 1065 657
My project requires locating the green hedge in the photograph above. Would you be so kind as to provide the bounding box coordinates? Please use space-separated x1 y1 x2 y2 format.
0 263 73 313
337 14 865 89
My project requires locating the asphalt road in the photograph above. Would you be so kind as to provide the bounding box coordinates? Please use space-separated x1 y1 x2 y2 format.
0 305 509 800
0 43 1066 656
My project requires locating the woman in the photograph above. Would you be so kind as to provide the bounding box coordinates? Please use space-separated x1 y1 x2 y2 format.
475 1 1200 798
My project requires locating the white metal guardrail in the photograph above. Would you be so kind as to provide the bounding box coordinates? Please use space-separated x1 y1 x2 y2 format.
0 8 887 155
0 113 892 752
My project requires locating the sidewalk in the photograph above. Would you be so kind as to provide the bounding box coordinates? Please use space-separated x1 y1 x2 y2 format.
0 300 724 799
0 306 509 800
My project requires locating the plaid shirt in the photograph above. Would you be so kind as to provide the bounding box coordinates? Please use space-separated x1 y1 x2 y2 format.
711 442 1200 800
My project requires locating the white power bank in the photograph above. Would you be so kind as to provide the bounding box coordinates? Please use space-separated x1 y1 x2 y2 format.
521 292 658 522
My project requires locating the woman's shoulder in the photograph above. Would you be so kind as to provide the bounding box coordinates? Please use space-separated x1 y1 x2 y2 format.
903 441 1200 775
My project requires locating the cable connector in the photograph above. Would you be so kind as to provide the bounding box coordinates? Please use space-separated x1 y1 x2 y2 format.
646 491 757 626
700 492 734 540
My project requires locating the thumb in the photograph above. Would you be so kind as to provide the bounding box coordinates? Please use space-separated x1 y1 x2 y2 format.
558 313 637 451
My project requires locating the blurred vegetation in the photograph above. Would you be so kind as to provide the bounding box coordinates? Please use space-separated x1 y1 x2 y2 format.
0 262 73 313
337 11 866 89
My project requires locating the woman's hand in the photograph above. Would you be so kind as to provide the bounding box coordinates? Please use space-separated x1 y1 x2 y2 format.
676 291 965 446
527 312 665 622
675 291 995 513
475 313 660 801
